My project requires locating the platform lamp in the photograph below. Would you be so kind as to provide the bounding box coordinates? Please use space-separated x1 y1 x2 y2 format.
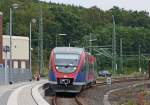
29 19 36 76
9 3 19 84
10 3 19 71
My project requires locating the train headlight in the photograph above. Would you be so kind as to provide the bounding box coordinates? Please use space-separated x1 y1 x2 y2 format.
56 66 59 69
73 67 77 70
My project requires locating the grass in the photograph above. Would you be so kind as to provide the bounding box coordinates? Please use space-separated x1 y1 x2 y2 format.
124 100 135 105
96 77 106 81
122 88 150 105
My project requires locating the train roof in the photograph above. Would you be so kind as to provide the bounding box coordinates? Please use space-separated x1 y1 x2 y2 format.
53 47 84 54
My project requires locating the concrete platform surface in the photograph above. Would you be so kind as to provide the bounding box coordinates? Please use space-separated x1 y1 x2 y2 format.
0 82 31 105
0 79 48 105
7 79 48 105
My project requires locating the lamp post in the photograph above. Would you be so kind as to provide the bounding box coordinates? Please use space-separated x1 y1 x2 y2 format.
9 3 18 71
56 34 67 47
9 3 18 84
9 7 12 71
29 19 36 75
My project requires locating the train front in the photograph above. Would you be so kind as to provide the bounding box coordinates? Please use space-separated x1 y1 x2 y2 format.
48 47 85 93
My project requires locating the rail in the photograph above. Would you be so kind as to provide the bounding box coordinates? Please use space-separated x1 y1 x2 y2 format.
47 76 149 105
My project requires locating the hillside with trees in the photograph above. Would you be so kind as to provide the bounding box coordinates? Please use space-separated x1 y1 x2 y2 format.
0 0 150 74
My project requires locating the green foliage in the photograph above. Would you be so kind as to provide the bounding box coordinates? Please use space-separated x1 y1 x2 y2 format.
124 100 135 105
1 0 150 74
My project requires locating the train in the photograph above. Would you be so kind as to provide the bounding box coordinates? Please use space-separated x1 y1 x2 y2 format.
48 47 97 93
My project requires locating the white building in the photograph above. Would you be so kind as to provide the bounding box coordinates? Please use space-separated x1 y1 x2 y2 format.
2 35 29 69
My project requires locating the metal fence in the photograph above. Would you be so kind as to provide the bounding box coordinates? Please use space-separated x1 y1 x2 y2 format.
0 68 32 85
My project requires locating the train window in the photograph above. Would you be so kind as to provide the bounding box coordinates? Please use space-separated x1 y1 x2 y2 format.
55 54 79 66
54 53 80 73
55 54 79 60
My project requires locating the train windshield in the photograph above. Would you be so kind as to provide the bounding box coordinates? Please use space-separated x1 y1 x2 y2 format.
55 53 80 73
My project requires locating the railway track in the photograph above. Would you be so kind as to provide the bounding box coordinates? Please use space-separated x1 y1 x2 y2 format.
75 96 84 105
52 96 57 105
84 77 147 90
51 95 84 105
46 76 149 105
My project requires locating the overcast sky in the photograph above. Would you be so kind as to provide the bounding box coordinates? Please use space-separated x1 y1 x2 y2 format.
40 0 150 13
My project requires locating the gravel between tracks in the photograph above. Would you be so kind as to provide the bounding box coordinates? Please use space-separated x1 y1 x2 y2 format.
45 80 150 105
45 96 79 105
57 98 78 105
109 82 150 105
79 81 149 105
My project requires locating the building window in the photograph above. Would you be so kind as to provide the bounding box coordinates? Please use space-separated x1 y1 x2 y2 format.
13 61 18 69
21 61 26 69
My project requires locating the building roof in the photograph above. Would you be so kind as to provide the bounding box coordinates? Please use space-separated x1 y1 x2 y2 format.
3 35 29 40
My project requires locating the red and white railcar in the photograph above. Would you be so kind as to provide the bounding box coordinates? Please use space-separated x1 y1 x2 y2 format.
48 47 96 93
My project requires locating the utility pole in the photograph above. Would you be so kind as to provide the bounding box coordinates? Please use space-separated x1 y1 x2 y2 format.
4 49 8 84
37 37 40 73
39 2 43 75
9 8 12 72
29 22 31 73
56 34 57 47
89 33 97 54
90 33 92 53
112 15 117 74
9 7 13 84
120 38 123 73
6 22 10 35
9 3 18 84
139 44 141 72
3 46 9 84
